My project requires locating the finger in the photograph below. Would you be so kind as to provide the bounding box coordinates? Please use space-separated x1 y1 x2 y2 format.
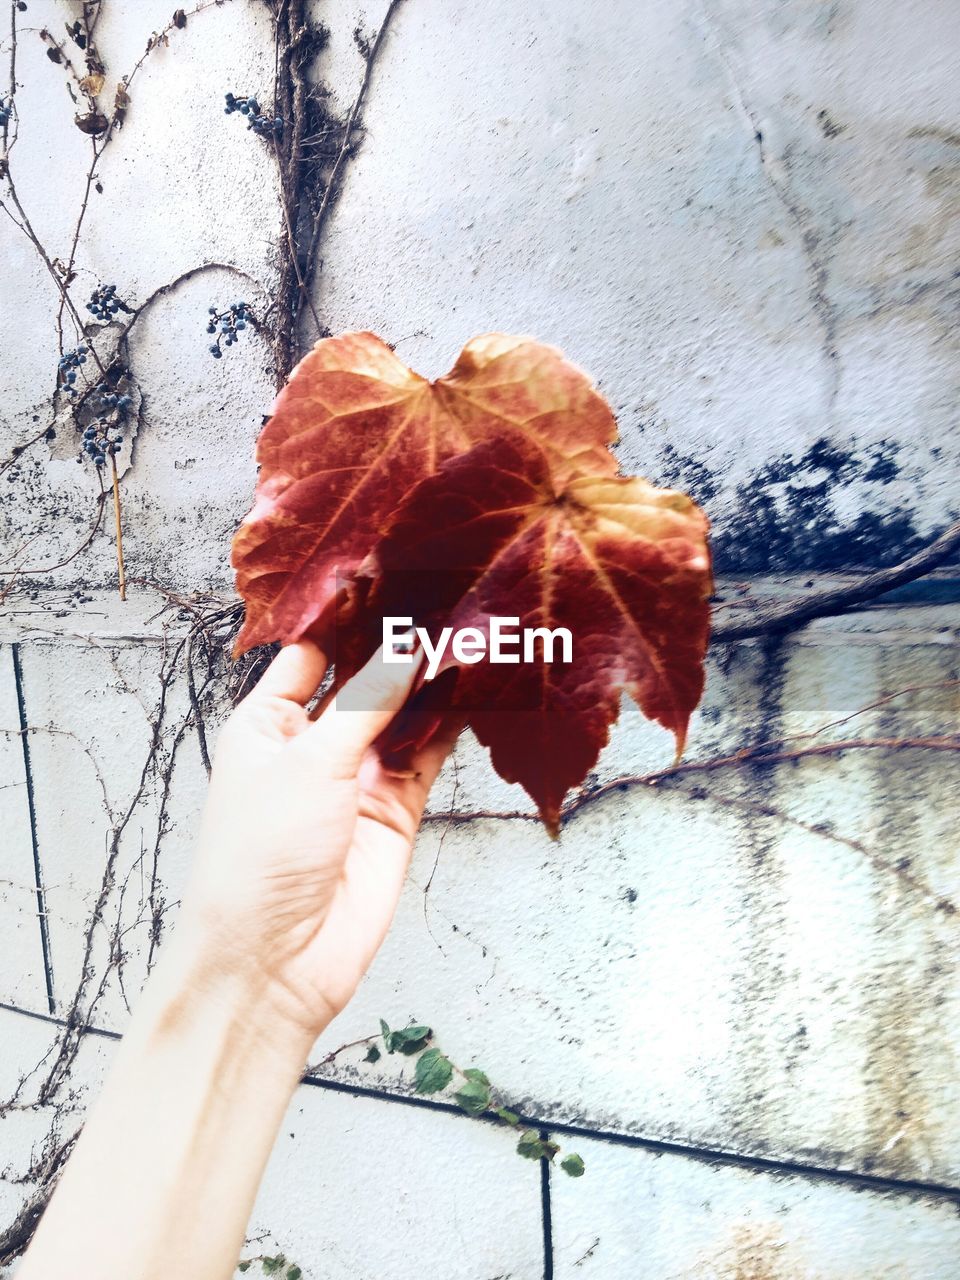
296 645 424 777
246 639 328 705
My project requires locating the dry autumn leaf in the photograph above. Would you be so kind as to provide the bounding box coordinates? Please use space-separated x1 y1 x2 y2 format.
231 332 618 655
74 110 109 136
232 331 712 833
361 434 713 832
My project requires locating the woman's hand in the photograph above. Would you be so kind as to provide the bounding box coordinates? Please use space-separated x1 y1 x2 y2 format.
181 639 457 1044
19 639 456 1280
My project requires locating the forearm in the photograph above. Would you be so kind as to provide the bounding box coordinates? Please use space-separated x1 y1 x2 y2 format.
19 936 318 1280
17 641 438 1278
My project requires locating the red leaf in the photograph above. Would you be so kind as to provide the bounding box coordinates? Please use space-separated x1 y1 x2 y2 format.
231 333 618 656
366 435 712 833
231 331 712 833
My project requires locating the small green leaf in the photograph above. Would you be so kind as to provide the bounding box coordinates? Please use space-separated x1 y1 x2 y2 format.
462 1067 490 1086
392 1024 432 1055
238 1265 251 1275
364 1044 381 1063
454 1077 490 1116
496 1106 520 1126
286 1267 302 1280
516 1130 545 1160
398 1023 431 1042
561 1153 586 1177
379 1018 392 1050
414 1047 453 1094
262 1260 284 1276
516 1131 559 1161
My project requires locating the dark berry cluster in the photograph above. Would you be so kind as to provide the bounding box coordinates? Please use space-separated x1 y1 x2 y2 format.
86 283 131 321
0 99 11 128
80 423 120 467
58 345 89 396
224 92 283 137
207 301 250 358
78 382 133 468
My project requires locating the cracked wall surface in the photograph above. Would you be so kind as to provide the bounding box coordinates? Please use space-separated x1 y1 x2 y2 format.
1 1 959 1277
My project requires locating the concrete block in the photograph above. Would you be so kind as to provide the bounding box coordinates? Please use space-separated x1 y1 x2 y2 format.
316 623 960 1187
9 633 214 1025
551 1134 960 1278
0 1010 114 1270
238 1084 543 1279
8 606 958 1190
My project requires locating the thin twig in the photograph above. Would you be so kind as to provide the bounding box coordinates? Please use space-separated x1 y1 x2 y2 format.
306 1034 379 1073
186 628 213 774
711 519 960 642
423 736 960 828
0 484 108 580
303 0 405 304
677 783 957 918
36 28 98 106
124 261 268 333
55 138 104 348
1 5 99 356
118 0 233 110
0 421 50 477
564 736 960 813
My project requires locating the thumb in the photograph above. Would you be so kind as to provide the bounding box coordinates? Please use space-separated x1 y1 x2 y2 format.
293 645 424 779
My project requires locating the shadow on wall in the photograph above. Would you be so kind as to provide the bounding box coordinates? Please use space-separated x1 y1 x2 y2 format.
658 437 958 574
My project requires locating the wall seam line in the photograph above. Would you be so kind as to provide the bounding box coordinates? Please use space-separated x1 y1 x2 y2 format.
10 643 56 1015
539 1128 554 1280
1 997 958 1205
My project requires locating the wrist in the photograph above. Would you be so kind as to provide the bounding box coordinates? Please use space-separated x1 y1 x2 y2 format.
21 922 319 1279
135 930 321 1079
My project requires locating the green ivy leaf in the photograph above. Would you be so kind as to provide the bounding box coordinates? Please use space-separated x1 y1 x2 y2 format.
516 1131 560 1161
495 1106 520 1126
238 1265 251 1274
364 1044 381 1063
516 1130 546 1160
262 1259 285 1276
379 1018 392 1051
414 1047 453 1094
560 1153 585 1177
462 1067 490 1086
391 1024 432 1055
454 1077 490 1116
286 1267 302 1280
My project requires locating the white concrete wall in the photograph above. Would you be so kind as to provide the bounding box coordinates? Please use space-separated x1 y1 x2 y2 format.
1 1 958 1276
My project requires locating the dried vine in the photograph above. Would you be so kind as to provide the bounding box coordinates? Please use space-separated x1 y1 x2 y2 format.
0 1 241 592
264 0 404 381
1 0 402 583
711 517 960 641
0 1 405 1262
